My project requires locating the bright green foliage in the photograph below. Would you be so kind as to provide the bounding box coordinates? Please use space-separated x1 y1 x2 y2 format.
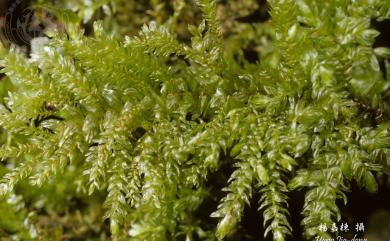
0 0 390 240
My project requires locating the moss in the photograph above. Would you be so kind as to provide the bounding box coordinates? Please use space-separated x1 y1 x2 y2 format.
0 0 389 240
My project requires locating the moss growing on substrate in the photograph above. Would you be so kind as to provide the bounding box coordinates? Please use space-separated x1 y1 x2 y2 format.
0 0 389 240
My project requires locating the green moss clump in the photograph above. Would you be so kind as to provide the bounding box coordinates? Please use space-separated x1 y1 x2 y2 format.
0 0 389 240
